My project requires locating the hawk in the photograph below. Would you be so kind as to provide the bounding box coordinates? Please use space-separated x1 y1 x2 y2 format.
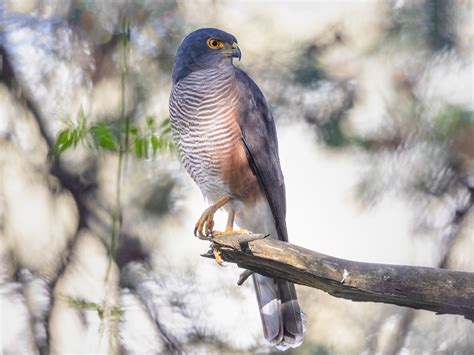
169 28 304 349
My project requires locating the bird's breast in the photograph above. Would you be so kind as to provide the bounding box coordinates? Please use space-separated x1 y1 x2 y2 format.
169 68 261 205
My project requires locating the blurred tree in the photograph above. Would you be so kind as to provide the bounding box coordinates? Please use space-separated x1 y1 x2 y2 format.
1 0 472 353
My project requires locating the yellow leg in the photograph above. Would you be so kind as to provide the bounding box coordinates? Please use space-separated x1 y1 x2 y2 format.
194 196 231 239
225 210 235 232
213 246 224 265
212 209 248 236
195 200 248 266
211 210 247 266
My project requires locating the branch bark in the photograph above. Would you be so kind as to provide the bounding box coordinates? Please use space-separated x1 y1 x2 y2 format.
202 234 474 321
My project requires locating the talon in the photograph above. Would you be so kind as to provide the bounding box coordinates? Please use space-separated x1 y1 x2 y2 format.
213 246 224 266
194 196 231 239
205 216 214 235
195 207 211 239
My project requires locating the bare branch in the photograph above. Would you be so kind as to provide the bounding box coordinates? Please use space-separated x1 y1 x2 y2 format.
202 234 474 321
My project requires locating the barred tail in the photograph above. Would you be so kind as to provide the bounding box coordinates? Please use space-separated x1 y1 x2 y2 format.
253 274 305 350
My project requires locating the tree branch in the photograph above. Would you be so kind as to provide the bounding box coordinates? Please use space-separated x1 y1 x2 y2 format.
202 234 474 321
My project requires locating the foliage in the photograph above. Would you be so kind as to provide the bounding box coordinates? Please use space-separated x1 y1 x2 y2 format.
48 108 175 160
433 105 473 139
66 296 123 320
131 116 175 159
47 107 90 158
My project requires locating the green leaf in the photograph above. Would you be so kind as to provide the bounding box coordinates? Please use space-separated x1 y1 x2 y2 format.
142 138 150 158
134 138 143 157
58 129 74 149
133 137 149 158
111 307 123 318
128 126 139 135
151 135 159 154
125 117 177 160
48 129 74 159
66 297 98 311
97 307 104 320
71 129 80 147
159 118 172 133
78 105 85 118
90 123 119 151
146 116 156 130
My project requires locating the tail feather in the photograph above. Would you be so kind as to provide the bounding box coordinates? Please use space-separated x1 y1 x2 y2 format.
278 280 304 345
253 274 304 350
253 274 283 344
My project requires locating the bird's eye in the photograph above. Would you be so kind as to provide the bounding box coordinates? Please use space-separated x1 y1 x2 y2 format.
207 38 224 49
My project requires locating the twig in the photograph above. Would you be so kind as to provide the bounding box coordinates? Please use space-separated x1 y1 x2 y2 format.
237 270 254 286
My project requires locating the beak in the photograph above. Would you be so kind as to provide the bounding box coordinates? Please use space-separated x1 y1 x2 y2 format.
231 42 241 61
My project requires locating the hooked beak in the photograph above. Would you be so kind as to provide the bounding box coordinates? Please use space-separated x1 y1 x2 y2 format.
231 42 241 61
223 42 241 61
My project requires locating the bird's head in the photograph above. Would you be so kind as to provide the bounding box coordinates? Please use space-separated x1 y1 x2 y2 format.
172 28 241 84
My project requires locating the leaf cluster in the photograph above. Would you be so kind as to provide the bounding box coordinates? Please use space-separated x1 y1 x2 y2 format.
49 108 175 159
130 116 175 159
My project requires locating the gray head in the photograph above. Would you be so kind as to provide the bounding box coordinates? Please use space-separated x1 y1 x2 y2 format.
172 28 241 84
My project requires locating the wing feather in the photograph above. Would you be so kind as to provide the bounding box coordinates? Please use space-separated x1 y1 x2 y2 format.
234 67 288 242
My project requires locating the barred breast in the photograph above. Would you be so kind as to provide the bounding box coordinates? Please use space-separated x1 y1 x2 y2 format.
169 67 260 205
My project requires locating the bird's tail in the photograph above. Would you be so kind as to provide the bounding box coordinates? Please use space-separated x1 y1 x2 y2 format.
253 274 305 350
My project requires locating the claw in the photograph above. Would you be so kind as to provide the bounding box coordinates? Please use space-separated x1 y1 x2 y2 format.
194 206 211 239
205 215 214 237
194 196 231 239
213 246 225 266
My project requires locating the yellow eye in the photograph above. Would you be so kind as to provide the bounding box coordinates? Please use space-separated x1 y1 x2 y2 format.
207 38 224 49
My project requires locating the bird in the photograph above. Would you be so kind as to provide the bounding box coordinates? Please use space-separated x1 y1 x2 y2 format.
169 28 304 350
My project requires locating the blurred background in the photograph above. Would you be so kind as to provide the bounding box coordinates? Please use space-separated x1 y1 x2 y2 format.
1 0 473 354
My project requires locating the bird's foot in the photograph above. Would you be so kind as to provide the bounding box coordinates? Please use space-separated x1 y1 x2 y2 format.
194 206 218 240
194 197 232 239
212 245 224 266
209 229 249 266
212 229 249 237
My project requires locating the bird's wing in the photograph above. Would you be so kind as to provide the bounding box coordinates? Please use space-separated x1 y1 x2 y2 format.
234 67 288 242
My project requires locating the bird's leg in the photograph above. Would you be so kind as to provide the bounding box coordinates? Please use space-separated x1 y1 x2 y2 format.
210 210 246 266
212 209 248 236
195 197 250 265
194 196 231 239
225 209 236 232
195 201 249 265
